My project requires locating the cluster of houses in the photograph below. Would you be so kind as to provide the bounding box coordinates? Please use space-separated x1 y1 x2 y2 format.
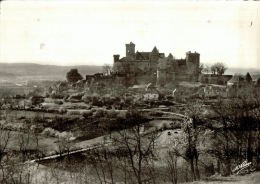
201 72 260 99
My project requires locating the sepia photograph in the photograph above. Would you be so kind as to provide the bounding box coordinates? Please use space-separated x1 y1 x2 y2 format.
0 0 260 183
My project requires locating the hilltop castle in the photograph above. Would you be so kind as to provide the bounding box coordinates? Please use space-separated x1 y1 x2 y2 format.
113 42 200 86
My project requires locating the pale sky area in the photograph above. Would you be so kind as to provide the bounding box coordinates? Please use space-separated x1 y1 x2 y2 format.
0 0 259 69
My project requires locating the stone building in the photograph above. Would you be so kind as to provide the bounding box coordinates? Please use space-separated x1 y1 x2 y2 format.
113 42 200 86
200 74 233 85
226 73 256 98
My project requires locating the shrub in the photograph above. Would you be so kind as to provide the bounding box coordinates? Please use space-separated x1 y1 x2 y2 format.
51 93 65 99
162 122 169 130
105 110 118 118
67 110 82 116
58 107 67 114
93 109 106 118
66 69 83 83
30 96 44 106
41 127 57 137
170 121 181 129
55 131 74 139
41 128 75 140
82 110 94 118
116 110 127 119
54 100 63 105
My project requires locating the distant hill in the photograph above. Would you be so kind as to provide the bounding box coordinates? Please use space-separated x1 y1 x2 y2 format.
0 62 259 83
0 63 103 82
226 67 260 75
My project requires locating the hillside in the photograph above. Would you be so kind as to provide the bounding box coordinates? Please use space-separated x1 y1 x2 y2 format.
187 172 260 184
0 62 259 83
226 67 260 75
0 63 103 82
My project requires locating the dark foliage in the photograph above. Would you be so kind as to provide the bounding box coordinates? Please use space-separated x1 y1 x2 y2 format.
66 69 83 83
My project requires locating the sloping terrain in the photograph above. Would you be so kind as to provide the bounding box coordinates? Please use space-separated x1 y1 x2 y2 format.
0 63 103 82
186 172 260 184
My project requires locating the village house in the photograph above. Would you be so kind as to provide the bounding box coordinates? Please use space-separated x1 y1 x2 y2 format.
226 73 256 98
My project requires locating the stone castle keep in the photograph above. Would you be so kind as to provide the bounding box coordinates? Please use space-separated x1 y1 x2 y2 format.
113 42 200 86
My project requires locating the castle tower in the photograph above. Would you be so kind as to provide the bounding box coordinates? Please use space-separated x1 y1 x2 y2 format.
113 54 120 62
186 51 200 68
186 51 200 81
168 53 174 60
125 42 135 59
149 46 160 71
151 46 159 54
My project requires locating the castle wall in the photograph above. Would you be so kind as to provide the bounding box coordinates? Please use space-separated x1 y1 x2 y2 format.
113 42 200 85
113 61 125 73
157 69 176 86
175 73 192 82
157 58 170 70
114 60 151 74
135 73 157 85
135 61 150 73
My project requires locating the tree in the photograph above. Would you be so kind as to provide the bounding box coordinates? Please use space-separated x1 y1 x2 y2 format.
210 96 260 175
183 119 200 181
211 65 217 75
30 96 44 106
245 72 252 83
0 125 11 182
211 63 227 75
103 64 112 76
165 150 178 184
256 78 260 86
182 102 204 181
203 65 210 74
112 109 160 184
88 144 115 184
228 97 260 163
210 98 235 176
57 133 74 158
198 63 204 74
66 69 83 83
0 126 10 163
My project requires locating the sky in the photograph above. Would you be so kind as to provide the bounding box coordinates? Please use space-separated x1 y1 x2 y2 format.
0 0 259 69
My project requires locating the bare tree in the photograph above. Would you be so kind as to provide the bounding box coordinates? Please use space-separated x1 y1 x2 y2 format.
0 155 34 184
198 63 204 74
112 111 160 184
0 126 11 163
181 102 204 181
88 145 115 184
211 65 217 75
103 64 112 76
210 98 234 176
182 118 200 181
165 150 178 184
202 65 210 74
0 125 11 183
57 135 74 158
49 162 64 184
210 95 260 176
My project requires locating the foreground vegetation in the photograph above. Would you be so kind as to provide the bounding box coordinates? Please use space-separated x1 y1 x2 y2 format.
0 73 260 183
